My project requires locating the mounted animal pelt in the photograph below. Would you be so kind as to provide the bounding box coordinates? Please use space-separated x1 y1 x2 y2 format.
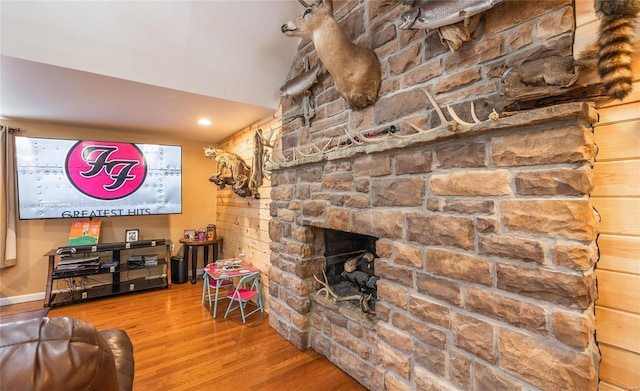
204 147 254 198
281 0 381 110
594 0 640 100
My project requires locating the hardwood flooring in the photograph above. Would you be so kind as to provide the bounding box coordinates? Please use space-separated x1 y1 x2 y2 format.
2 282 366 391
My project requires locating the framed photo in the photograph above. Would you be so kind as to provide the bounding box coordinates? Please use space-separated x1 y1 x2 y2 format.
125 229 139 243
183 229 196 240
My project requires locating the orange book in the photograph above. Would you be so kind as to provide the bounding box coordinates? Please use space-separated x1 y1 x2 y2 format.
68 221 101 246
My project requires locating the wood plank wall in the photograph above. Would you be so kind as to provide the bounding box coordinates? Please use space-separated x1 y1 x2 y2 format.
213 112 282 311
575 1 640 389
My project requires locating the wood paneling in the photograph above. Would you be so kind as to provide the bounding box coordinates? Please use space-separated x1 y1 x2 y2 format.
597 234 640 274
578 4 640 388
598 382 628 391
214 114 281 312
592 160 640 196
598 82 640 108
597 102 640 124
599 343 640 390
594 120 640 162
574 0 594 25
596 306 640 354
590 198 640 236
595 306 640 355
595 270 640 313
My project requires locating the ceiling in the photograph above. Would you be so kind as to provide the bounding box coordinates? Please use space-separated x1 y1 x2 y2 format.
0 1 303 143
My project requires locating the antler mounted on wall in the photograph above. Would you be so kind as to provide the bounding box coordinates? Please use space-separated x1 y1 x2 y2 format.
281 0 381 110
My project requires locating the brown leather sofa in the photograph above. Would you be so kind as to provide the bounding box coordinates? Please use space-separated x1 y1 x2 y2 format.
0 316 134 391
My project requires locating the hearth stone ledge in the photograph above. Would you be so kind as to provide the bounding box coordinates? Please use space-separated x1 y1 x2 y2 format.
311 292 377 330
268 102 597 171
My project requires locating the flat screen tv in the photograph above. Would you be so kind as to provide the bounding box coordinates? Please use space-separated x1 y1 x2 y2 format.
15 136 182 220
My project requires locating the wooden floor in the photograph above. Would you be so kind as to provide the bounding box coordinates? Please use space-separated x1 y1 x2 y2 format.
1 281 365 391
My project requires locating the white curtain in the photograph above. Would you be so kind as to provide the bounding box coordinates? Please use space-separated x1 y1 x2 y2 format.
1 125 18 268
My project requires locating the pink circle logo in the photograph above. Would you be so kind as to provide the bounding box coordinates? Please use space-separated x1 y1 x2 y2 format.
66 141 147 200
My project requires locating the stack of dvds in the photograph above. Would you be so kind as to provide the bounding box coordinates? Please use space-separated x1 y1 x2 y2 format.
54 256 100 278
143 255 158 267
127 256 144 268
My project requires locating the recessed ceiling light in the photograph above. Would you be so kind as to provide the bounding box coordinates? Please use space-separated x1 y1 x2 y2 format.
198 118 212 126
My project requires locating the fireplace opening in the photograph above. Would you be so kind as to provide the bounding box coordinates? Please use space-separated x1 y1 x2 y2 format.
323 229 379 312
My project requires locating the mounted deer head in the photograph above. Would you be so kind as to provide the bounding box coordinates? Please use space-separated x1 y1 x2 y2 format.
281 0 381 110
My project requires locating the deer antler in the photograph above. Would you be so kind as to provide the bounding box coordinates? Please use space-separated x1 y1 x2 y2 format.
360 294 375 314
446 103 499 129
313 271 376 314
408 89 499 134
313 271 361 302
298 0 310 7
313 88 500 151
314 270 340 299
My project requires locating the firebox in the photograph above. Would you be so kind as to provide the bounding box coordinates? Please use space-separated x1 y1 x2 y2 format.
323 229 379 311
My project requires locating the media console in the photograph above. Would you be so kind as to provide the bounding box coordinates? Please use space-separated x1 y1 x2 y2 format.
44 240 172 307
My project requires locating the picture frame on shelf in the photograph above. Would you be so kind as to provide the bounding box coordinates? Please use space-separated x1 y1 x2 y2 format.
183 229 196 240
206 224 216 240
125 229 139 243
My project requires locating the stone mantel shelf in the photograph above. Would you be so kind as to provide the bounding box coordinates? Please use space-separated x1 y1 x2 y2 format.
268 102 597 171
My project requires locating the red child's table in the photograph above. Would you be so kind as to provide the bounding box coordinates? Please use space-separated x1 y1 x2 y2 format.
202 260 259 318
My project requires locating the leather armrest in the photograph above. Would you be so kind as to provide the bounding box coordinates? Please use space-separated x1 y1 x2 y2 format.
100 329 135 391
0 317 121 391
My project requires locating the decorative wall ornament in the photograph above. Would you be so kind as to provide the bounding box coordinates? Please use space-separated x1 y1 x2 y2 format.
399 0 503 52
277 90 498 162
361 89 499 140
281 0 381 110
249 130 265 197
280 63 321 98
501 55 582 108
205 127 280 199
250 127 279 198
399 0 503 30
280 58 319 125
594 0 640 100
204 147 253 198
437 14 481 52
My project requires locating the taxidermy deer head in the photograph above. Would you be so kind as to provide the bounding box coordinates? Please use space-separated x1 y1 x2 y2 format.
281 0 381 110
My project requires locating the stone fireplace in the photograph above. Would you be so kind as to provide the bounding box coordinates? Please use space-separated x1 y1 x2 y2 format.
267 1 599 390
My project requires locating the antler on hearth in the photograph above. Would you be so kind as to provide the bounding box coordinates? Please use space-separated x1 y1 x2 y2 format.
313 270 376 314
314 270 362 302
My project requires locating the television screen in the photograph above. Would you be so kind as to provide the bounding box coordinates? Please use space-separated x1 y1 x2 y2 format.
15 136 182 220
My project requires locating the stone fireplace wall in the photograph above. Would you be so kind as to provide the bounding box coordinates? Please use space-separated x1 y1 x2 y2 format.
268 1 600 390
269 104 599 390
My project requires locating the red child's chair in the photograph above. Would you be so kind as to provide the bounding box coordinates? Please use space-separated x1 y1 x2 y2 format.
224 272 263 323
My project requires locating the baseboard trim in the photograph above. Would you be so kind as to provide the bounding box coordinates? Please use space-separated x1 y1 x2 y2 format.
0 292 45 307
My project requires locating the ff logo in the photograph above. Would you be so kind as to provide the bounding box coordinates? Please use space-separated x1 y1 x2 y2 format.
66 141 147 200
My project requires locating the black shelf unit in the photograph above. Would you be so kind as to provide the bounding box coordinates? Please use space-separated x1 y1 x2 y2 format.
44 240 172 308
